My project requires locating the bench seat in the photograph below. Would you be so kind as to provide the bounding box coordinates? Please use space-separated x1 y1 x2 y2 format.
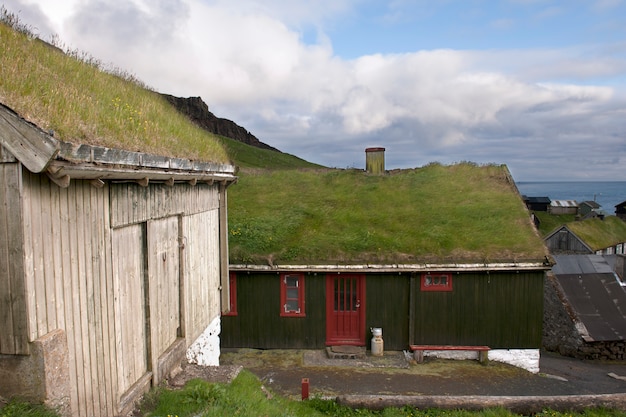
409 345 490 364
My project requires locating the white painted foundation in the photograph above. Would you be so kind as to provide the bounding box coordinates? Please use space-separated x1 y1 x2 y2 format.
488 349 540 373
420 349 540 373
186 316 221 366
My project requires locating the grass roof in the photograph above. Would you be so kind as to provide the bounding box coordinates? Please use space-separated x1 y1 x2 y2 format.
227 163 549 266
564 216 626 251
0 14 230 165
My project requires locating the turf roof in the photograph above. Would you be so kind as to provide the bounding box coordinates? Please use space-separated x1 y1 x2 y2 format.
563 216 626 252
227 163 549 266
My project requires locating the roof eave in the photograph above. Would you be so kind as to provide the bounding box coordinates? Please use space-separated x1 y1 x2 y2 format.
229 261 552 273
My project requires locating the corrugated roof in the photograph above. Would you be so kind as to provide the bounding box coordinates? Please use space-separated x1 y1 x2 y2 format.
551 200 578 207
552 254 626 342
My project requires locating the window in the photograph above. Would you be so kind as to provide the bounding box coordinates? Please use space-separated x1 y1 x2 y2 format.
420 273 453 292
280 273 305 317
223 273 238 316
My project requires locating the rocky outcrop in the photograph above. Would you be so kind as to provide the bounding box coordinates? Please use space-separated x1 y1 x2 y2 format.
162 94 280 152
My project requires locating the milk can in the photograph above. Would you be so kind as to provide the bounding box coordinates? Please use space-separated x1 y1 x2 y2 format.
370 327 384 356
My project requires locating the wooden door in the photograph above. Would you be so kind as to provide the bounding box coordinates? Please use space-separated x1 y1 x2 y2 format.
326 274 366 345
112 224 148 395
147 217 181 381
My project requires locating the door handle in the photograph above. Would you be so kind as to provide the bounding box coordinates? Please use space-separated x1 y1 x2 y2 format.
355 300 360 308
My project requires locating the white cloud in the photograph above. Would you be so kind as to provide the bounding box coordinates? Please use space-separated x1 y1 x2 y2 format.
2 0 625 180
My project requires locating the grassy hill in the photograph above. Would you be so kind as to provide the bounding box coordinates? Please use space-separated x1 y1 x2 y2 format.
228 163 549 265
218 135 322 169
0 10 319 170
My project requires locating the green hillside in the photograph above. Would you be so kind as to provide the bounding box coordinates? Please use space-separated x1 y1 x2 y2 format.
219 136 322 169
0 10 319 170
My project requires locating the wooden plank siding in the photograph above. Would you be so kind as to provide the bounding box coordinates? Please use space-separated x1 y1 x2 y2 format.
412 271 544 348
21 170 114 416
111 224 148 398
182 210 221 343
147 216 181 383
110 182 219 228
221 273 327 349
222 271 545 351
0 163 29 355
12 167 225 417
365 274 410 350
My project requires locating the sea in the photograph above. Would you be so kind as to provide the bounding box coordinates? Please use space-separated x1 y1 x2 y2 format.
515 181 626 214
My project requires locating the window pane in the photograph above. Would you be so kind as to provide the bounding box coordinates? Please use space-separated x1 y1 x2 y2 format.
286 288 299 300
286 300 299 312
286 276 298 287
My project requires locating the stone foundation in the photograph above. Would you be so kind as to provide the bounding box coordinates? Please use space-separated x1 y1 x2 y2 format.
0 329 71 417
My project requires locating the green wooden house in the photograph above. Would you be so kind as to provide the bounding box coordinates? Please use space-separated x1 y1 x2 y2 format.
222 162 552 372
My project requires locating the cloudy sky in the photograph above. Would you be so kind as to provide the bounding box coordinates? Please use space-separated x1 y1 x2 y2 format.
3 0 626 180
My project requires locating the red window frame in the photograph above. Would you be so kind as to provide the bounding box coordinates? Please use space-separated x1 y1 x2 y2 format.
280 273 305 317
223 272 238 316
420 273 453 292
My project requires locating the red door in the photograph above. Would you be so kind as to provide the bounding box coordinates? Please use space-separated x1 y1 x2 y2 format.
326 274 366 346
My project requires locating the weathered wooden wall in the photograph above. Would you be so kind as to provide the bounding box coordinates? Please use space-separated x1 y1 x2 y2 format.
365 274 410 350
221 273 327 348
412 271 544 348
0 163 29 355
223 271 544 351
3 166 224 417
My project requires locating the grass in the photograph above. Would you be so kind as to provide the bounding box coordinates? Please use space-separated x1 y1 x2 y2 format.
3 373 626 417
0 399 60 417
0 8 226 165
531 211 626 251
0 8 324 170
228 163 548 265
129 371 626 417
219 136 322 169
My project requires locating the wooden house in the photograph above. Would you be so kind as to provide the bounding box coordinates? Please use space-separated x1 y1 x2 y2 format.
523 196 551 212
0 104 236 416
616 200 626 221
549 199 578 215
222 164 552 373
579 200 601 217
544 216 626 255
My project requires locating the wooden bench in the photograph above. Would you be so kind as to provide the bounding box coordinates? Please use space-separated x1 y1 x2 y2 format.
409 345 490 364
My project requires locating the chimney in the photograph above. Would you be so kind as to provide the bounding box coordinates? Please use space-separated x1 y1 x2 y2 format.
365 147 385 174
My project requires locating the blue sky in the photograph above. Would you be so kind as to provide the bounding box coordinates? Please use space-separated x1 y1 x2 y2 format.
3 0 626 181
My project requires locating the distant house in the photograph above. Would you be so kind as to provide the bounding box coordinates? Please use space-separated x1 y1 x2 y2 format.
579 200 601 217
549 199 578 215
578 200 606 220
223 159 552 373
523 196 551 212
616 200 626 221
544 254 626 360
544 217 626 255
0 104 236 416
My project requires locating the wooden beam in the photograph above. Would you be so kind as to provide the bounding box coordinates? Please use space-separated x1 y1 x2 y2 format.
338 393 626 414
47 173 70 188
0 104 59 172
90 179 105 188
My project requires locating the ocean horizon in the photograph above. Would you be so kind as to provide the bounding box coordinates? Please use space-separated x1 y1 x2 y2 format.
515 181 626 215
